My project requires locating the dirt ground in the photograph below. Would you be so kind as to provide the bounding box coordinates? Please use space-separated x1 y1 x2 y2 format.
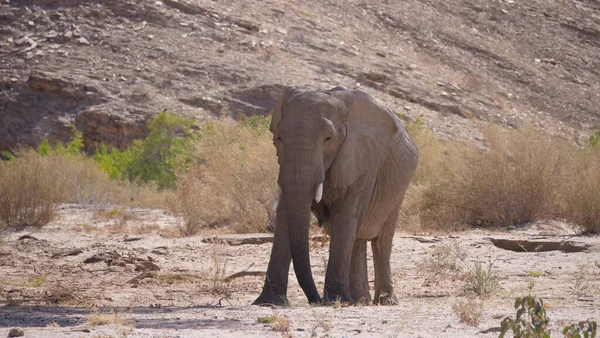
1 204 598 337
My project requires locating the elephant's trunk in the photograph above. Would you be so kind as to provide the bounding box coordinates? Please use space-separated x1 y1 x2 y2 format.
281 144 323 304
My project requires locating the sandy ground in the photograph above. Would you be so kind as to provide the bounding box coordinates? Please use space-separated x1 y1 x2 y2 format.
1 204 599 337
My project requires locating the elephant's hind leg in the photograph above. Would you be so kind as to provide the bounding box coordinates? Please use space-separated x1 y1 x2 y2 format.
349 239 371 305
372 207 400 305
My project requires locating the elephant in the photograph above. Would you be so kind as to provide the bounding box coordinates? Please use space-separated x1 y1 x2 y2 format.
253 87 419 306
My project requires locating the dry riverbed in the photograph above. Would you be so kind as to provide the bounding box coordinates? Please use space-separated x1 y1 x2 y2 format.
1 204 598 337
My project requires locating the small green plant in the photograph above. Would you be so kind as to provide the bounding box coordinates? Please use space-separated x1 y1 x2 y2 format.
38 125 84 156
563 320 597 338
588 130 600 147
527 270 543 292
464 260 500 298
1 151 15 160
500 296 597 338
499 295 550 338
528 278 536 292
257 316 275 324
23 275 48 288
527 271 544 278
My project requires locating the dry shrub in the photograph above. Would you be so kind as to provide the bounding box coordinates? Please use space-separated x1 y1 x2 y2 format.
400 122 600 233
464 260 500 298
558 147 600 234
271 314 291 334
406 120 448 185
169 118 278 235
46 154 163 207
418 126 568 229
0 150 163 229
452 297 483 326
399 122 448 230
0 151 61 228
416 241 466 285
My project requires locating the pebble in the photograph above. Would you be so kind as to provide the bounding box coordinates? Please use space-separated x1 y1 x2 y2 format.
8 327 24 337
77 37 90 45
23 41 38 52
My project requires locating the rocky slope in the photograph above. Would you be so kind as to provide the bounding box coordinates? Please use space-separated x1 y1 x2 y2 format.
1 0 599 152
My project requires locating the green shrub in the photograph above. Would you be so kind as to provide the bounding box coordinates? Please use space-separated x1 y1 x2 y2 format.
93 111 194 189
500 295 597 338
37 124 84 157
588 129 600 147
563 320 597 338
500 296 550 338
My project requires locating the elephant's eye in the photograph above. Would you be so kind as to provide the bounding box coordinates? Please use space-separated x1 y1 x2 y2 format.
277 136 282 142
325 136 332 142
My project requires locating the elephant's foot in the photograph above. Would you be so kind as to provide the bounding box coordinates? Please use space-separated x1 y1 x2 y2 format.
252 292 289 307
323 289 353 306
373 292 398 306
352 294 372 306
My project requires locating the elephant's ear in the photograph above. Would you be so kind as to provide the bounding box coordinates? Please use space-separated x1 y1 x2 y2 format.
270 86 300 136
328 90 398 189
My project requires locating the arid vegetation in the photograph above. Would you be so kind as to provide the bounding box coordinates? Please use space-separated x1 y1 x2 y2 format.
0 132 162 229
167 116 278 235
1 111 599 235
402 122 600 234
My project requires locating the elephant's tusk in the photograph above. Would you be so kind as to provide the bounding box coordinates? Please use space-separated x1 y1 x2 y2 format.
315 183 323 203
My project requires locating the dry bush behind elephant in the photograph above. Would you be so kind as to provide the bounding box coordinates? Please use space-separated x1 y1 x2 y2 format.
254 87 418 306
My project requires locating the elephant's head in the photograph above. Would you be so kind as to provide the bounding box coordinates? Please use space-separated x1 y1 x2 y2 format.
270 87 399 304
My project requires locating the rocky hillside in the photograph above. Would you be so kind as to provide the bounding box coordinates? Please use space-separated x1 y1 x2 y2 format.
1 0 599 152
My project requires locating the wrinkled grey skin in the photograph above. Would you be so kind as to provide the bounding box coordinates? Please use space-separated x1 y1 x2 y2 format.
253 87 419 306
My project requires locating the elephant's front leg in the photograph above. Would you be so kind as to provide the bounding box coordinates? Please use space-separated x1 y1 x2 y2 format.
323 206 358 304
253 200 291 306
349 239 371 304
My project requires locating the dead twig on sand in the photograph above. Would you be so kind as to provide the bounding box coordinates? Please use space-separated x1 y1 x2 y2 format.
223 263 265 282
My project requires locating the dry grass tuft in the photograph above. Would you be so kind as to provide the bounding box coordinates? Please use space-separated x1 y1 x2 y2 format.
168 118 278 235
43 282 81 305
270 314 291 334
157 273 197 285
416 241 466 285
570 264 598 297
87 311 127 326
452 297 483 326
